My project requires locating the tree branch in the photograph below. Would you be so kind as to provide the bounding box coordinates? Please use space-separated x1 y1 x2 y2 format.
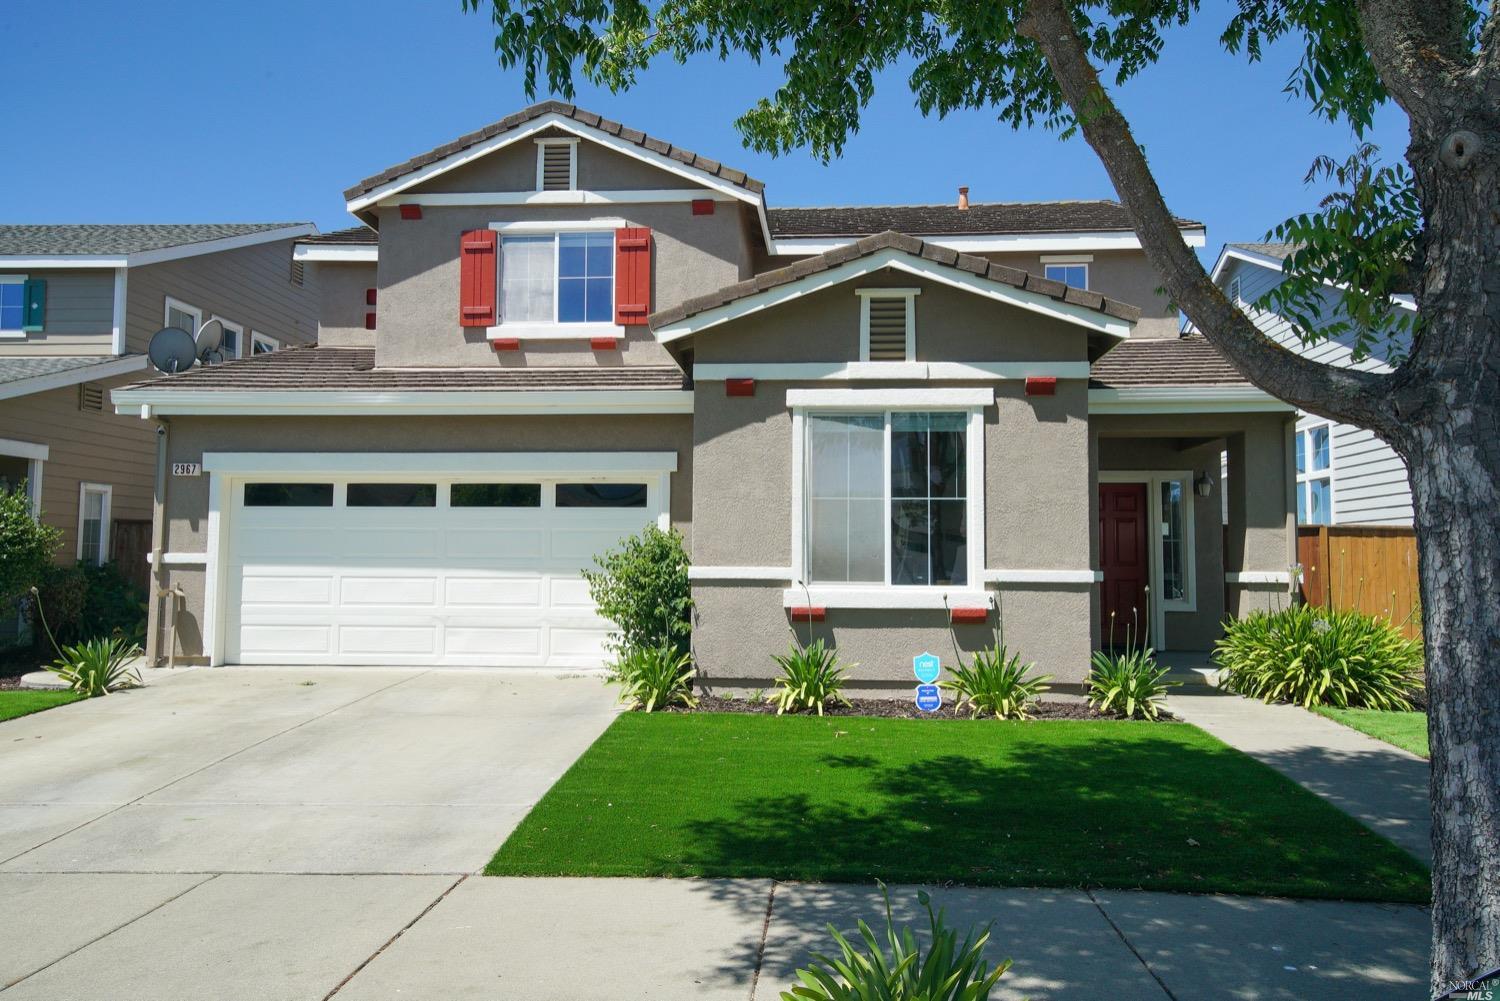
1354 0 1472 120
1018 0 1403 433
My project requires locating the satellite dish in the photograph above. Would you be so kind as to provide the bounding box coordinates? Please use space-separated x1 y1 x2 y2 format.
194 318 225 364
148 327 198 375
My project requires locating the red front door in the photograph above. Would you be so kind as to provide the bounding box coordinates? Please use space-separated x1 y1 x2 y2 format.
1099 483 1149 648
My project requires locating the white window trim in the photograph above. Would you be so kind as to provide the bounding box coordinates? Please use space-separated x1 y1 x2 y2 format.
0 437 47 515
1296 421 1336 524
855 287 919 362
1040 254 1094 264
789 404 986 606
1228 275 1243 305
0 274 26 338
1043 262 1090 290
1098 470 1198 647
76 482 112 565
250 331 278 354
163 295 202 335
211 316 245 359
488 225 620 339
534 137 579 192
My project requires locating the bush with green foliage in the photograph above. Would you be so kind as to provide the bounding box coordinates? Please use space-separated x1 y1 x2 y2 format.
1214 604 1423 710
47 635 142 697
772 638 851 716
582 525 691 657
781 882 1011 1001
78 561 147 644
941 645 1050 720
0 482 60 608
609 643 696 712
1087 647 1176 721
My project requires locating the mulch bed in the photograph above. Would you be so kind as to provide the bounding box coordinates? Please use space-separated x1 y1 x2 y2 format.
676 693 1172 721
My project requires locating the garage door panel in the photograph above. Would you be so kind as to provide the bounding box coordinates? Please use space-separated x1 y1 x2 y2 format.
228 472 662 668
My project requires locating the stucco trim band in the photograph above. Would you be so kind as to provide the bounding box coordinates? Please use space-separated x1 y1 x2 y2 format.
982 569 1102 584
785 387 995 409
1088 386 1293 413
112 389 695 417
688 566 793 581
199 450 680 476
696 362 1092 382
781 587 993 610
1225 571 1294 584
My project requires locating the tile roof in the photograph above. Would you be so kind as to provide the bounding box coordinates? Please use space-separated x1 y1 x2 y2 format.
118 346 689 393
0 224 308 257
299 226 378 245
650 230 1141 332
343 101 766 204
769 201 1202 238
1088 335 1250 388
0 355 143 387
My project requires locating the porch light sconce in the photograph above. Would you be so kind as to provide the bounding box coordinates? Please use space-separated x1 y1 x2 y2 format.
398 204 423 220
590 337 619 351
725 378 756 397
789 606 826 623
1024 376 1057 397
491 338 520 351
1194 471 1213 497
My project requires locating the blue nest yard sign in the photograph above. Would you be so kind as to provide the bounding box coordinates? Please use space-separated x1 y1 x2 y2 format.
912 652 941 684
915 684 942 712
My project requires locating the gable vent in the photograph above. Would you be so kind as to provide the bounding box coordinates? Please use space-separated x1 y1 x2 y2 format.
78 382 104 412
866 296 910 360
539 142 575 191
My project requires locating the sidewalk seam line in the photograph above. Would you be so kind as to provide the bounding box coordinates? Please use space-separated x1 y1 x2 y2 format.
1086 889 1179 1001
747 880 779 1001
323 873 467 999
0 670 432 868
0 872 218 992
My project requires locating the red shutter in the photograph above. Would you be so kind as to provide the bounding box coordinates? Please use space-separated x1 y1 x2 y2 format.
459 229 497 327
615 227 652 326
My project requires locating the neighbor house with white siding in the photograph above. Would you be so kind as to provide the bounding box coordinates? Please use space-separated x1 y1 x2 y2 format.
1208 242 1414 527
0 224 318 595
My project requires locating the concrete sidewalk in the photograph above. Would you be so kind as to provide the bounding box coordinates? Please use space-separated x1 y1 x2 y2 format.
1 875 1428 1000
1162 658 1432 864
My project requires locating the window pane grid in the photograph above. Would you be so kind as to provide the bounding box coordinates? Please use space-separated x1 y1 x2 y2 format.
502 232 613 325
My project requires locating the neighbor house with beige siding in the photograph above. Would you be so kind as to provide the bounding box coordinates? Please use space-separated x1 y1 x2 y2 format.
114 103 1299 692
0 224 317 594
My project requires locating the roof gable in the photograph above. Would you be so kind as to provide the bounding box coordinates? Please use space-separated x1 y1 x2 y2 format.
651 231 1139 344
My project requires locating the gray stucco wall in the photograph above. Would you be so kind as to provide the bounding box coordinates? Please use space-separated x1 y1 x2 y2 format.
147 412 693 665
418 127 705 194
983 250 1179 339
313 261 378 347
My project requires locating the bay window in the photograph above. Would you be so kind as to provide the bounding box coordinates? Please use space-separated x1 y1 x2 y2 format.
801 407 978 590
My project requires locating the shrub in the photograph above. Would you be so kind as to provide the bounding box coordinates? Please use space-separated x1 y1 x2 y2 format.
772 638 851 716
609 644 697 712
781 882 1011 1001
582 525 692 657
941 645 1051 720
0 482 60 608
79 562 147 644
48 635 142 697
1087 647 1176 720
28 563 87 647
1214 604 1423 710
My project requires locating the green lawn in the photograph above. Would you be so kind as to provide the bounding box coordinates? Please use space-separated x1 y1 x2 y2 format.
1313 707 1430 758
0 689 83 722
488 713 1428 903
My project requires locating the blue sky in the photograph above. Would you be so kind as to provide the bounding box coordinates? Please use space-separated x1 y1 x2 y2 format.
2 1 1407 265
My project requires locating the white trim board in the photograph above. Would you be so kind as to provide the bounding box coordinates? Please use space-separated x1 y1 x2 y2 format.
0 225 314 270
112 387 694 417
490 217 629 234
110 269 128 355
0 437 49 462
343 111 775 252
654 248 1134 343
1225 571 1292 584
199 450 680 476
688 566 793 582
781 587 992 610
694 361 1091 382
769 227 1207 256
786 387 994 408
292 245 378 263
982 569 1101 584
0 354 148 403
384 189 739 209
1088 386 1292 413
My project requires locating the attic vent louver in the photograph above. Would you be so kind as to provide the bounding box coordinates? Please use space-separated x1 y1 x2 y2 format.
538 140 576 191
78 382 104 412
859 289 918 362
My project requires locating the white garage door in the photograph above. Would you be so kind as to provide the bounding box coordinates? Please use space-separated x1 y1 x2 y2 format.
224 476 662 667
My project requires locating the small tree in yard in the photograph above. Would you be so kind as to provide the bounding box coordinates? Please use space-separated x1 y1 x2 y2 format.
582 524 692 657
469 2 1497 990
0 483 59 613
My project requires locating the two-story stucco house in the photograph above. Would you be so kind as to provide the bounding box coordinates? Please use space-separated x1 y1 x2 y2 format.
0 224 318 597
113 103 1298 692
1209 242 1415 527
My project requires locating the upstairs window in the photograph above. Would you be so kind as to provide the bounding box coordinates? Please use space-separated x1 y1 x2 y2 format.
501 231 614 325
857 289 918 362
1043 262 1089 289
164 296 202 337
0 276 23 334
535 139 578 191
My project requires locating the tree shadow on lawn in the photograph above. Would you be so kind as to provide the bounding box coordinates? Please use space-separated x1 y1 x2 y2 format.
671 734 1429 903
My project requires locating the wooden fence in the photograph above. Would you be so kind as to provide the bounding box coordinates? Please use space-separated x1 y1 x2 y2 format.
1296 525 1421 638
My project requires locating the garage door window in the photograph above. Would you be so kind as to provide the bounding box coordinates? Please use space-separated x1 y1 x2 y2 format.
450 483 542 507
347 483 437 507
555 483 648 508
244 483 334 507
